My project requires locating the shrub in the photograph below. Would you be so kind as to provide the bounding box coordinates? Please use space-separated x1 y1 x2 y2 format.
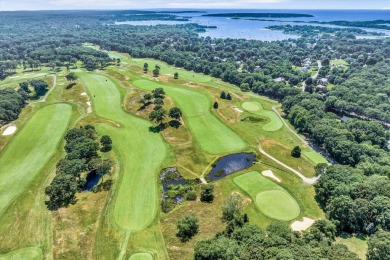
200 184 214 203
176 214 199 242
186 190 197 201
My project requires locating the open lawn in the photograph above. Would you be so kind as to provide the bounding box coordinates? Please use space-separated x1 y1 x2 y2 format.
0 103 72 217
336 235 368 260
234 171 300 221
79 72 167 231
0 247 42 260
242 101 283 131
133 79 246 154
302 150 328 165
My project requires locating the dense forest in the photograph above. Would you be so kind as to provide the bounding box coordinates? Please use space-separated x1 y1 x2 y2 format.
1 10 389 258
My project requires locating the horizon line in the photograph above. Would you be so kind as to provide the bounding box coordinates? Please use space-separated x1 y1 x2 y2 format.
1 8 390 12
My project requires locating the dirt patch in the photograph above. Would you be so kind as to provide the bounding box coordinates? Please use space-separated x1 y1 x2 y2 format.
2 125 17 136
262 170 281 183
80 92 87 96
291 217 315 231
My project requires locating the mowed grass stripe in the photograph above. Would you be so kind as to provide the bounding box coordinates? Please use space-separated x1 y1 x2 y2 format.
79 73 166 231
242 101 283 131
0 247 43 260
0 104 72 217
133 80 246 154
234 171 300 221
128 253 153 260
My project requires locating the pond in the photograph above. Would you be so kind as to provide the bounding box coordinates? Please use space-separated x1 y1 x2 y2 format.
207 153 256 181
84 170 103 191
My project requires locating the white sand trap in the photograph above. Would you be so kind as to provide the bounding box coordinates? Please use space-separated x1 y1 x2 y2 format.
2 125 17 136
291 217 315 231
233 107 243 113
262 170 281 183
81 92 87 96
9 76 20 79
86 101 92 113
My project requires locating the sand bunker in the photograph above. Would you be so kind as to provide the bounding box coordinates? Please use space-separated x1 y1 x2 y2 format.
81 92 87 96
2 125 17 136
233 107 243 113
86 101 92 113
9 76 20 79
262 170 281 183
291 217 315 231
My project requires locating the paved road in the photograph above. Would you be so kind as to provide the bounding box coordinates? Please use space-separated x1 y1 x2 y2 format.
29 74 57 104
259 148 319 185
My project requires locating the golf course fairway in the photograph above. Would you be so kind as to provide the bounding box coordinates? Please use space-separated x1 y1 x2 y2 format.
128 253 153 260
0 103 72 217
234 171 300 221
133 79 245 154
0 247 43 260
79 73 167 231
242 101 283 131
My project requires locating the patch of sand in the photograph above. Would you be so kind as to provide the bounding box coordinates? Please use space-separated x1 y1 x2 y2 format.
291 217 315 231
81 92 87 96
86 101 92 113
262 170 281 183
2 125 17 136
9 76 20 79
233 107 243 113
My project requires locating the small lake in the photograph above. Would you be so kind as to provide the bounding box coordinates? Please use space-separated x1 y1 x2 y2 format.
84 170 103 191
207 153 256 181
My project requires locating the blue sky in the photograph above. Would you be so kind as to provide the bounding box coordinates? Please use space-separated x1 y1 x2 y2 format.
0 0 389 11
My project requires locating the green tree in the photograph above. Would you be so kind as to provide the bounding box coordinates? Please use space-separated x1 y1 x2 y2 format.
65 72 78 83
367 231 390 260
176 214 199 242
100 135 112 152
45 174 78 210
291 146 301 158
154 97 164 105
174 72 179 79
169 107 182 120
220 91 226 99
149 108 167 125
200 184 214 203
143 63 148 73
152 87 165 98
153 67 160 77
226 93 232 100
222 193 243 221
213 101 219 109
19 81 31 93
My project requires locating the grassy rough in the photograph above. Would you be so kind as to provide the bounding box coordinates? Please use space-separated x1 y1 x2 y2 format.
133 79 246 154
0 103 72 217
0 247 42 260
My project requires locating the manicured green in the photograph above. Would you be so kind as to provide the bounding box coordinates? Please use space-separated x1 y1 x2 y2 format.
256 190 300 221
302 150 328 165
0 103 72 217
234 171 300 221
241 102 283 131
0 247 43 260
128 253 153 260
79 73 167 231
133 79 246 154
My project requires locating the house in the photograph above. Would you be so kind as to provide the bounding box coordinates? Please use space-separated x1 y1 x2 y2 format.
320 78 328 86
273 77 284 82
